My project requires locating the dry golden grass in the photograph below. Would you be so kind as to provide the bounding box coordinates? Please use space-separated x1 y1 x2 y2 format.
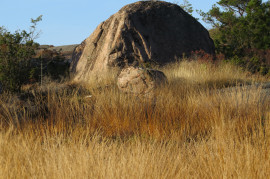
0 60 270 178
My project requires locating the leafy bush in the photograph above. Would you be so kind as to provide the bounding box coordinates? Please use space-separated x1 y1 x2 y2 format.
199 0 270 75
0 16 42 92
47 59 70 80
230 54 270 75
200 0 270 58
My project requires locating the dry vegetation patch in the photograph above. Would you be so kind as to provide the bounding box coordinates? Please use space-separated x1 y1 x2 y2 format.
0 61 270 178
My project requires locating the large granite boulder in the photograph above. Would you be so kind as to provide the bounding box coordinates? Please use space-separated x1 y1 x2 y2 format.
71 1 215 82
117 67 168 98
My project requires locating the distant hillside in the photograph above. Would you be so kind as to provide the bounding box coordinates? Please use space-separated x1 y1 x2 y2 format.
48 45 78 52
38 44 79 61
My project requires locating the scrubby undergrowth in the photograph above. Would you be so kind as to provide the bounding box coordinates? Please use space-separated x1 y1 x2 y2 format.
1 60 270 178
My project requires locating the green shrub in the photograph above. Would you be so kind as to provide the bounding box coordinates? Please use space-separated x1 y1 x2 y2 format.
0 16 42 92
47 59 70 80
259 65 269 75
247 56 261 73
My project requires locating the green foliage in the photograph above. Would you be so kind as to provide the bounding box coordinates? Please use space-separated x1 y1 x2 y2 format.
179 0 194 14
199 0 270 57
246 56 261 73
47 60 70 80
230 54 270 75
260 65 269 75
0 16 42 92
174 0 199 20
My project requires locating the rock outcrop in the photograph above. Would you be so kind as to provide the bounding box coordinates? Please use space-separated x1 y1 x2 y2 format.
71 1 215 82
117 67 168 98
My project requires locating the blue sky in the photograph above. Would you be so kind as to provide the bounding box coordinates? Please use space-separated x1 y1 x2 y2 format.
1 0 220 46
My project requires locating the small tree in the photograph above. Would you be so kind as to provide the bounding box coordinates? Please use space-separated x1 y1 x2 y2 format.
179 0 194 15
173 0 199 20
198 0 270 57
0 15 42 92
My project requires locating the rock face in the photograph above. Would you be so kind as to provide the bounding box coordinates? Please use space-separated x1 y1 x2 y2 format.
71 1 215 82
70 40 86 73
117 67 168 98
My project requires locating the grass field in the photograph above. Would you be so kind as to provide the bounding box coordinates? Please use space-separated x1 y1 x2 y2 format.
1 60 270 178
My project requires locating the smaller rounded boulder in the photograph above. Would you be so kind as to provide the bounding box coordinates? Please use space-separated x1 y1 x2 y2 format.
117 67 168 98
